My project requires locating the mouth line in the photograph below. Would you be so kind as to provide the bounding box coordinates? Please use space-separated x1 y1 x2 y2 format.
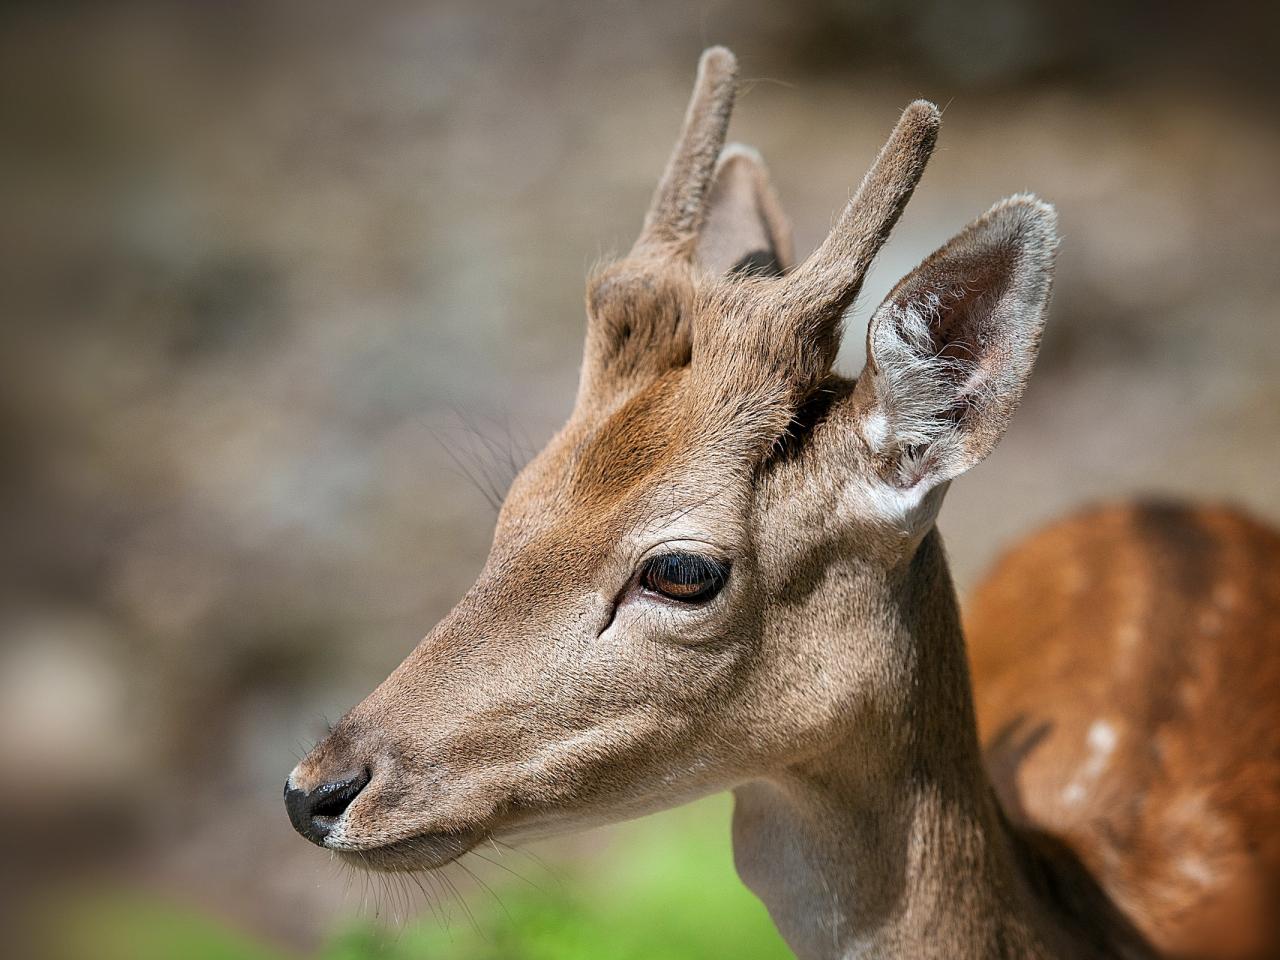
331 825 485 872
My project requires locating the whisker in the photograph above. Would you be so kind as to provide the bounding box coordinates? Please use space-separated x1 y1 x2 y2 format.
338 857 357 905
440 868 482 936
391 873 409 927
428 869 456 936
437 430 504 513
359 854 372 920
490 838 564 888
408 869 445 929
470 848 546 893
458 858 512 922
442 406 529 511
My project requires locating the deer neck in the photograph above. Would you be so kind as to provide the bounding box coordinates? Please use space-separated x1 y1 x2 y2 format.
731 528 1131 960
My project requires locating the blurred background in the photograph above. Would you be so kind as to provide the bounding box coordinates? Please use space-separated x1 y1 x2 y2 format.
3 1 1278 957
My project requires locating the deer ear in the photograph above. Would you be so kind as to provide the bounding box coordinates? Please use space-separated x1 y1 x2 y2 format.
854 195 1058 500
695 144 794 278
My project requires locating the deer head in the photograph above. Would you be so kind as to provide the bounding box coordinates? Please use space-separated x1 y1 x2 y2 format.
285 46 1057 876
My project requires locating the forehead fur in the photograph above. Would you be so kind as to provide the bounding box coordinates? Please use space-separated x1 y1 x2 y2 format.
577 257 696 417
499 374 771 581
503 72 947 556
568 368 697 506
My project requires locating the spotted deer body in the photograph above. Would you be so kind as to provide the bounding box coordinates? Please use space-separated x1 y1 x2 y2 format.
970 502 1280 958
285 48 1280 959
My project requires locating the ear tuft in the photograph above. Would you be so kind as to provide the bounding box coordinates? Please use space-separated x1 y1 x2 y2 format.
860 194 1058 490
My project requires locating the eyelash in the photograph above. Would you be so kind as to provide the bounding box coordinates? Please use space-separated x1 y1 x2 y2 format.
639 552 730 603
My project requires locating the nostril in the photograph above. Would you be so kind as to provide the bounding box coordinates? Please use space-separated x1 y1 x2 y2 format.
311 768 371 818
284 767 371 846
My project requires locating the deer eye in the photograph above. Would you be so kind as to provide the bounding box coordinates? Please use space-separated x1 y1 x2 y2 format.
639 553 730 603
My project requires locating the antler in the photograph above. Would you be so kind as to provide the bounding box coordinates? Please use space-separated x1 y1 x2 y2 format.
695 100 941 410
634 46 739 254
575 48 738 414
580 51 939 437
772 101 941 386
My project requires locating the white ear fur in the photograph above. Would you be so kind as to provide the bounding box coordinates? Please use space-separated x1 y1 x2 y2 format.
857 194 1058 504
695 144 794 278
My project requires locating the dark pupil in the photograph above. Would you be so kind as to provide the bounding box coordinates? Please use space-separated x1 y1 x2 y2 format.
643 553 728 601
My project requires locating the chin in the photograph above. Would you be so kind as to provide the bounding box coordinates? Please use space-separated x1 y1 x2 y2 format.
332 826 484 873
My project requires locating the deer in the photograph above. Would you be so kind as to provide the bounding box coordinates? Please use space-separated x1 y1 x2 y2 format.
284 47 1280 959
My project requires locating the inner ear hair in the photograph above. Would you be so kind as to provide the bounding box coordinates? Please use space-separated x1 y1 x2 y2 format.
860 194 1059 491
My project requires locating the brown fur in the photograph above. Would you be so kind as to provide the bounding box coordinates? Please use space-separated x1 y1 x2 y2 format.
286 47 1280 959
971 502 1280 959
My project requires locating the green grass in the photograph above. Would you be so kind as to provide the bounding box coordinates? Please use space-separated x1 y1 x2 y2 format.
41 795 794 960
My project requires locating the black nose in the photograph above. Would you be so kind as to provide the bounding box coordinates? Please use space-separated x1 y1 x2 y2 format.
284 768 371 845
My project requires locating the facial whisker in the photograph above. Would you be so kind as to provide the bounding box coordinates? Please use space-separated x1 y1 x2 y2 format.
490 837 564 887
439 867 483 937
407 869 445 929
458 857 513 922
436 429 505 513
450 405 532 506
469 847 547 894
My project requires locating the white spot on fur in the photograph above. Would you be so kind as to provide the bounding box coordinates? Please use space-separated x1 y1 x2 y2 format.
843 475 925 523
861 410 890 451
839 474 946 538
1061 783 1086 806
1087 720 1117 757
1178 855 1215 887
1060 720 1118 808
